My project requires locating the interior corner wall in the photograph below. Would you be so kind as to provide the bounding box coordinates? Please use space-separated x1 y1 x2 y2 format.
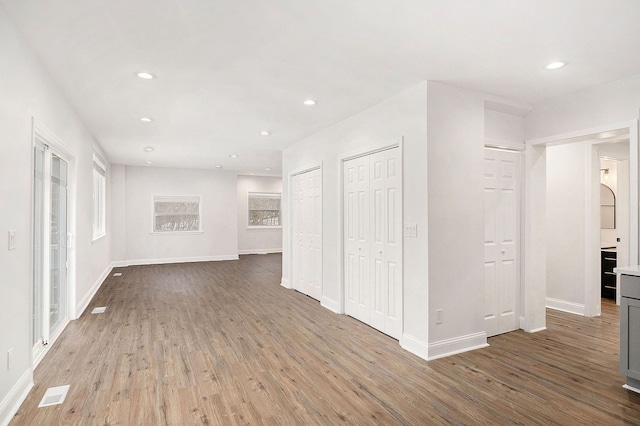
425 81 486 350
237 175 283 254
545 143 587 311
282 82 430 356
0 6 112 423
123 166 238 264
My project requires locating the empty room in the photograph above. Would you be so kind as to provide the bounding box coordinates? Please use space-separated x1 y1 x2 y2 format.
2 0 640 424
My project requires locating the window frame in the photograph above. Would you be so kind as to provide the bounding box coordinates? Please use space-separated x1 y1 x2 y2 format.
92 153 106 241
151 195 203 234
247 192 282 229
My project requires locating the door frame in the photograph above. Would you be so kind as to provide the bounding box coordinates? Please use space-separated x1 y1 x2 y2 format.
524 120 638 325
30 118 77 367
339 141 403 332
483 144 525 335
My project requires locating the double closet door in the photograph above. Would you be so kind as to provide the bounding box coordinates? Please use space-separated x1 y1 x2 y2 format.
344 147 402 339
292 168 322 300
33 142 69 360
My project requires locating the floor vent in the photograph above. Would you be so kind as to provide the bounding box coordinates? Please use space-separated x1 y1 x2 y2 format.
38 385 70 407
91 307 107 314
113 272 123 277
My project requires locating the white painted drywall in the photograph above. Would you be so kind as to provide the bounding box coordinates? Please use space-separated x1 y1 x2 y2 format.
237 175 282 254
110 164 127 262
0 7 111 422
426 82 486 344
124 166 238 263
526 74 640 141
282 82 430 357
485 108 525 145
546 143 587 306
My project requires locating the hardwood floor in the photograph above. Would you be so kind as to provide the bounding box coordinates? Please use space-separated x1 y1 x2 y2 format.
11 254 640 425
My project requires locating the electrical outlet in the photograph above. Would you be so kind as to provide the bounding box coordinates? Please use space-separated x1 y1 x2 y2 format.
7 348 13 371
436 309 444 325
8 230 16 250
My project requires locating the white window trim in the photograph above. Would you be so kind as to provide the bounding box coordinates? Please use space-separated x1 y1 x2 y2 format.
151 195 203 234
247 192 281 228
92 153 106 241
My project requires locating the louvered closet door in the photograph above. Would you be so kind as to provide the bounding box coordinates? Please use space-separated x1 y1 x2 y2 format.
344 147 402 339
292 168 322 301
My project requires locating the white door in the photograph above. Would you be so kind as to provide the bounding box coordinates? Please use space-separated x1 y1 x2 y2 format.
484 148 520 337
33 142 69 360
344 147 402 339
292 168 322 300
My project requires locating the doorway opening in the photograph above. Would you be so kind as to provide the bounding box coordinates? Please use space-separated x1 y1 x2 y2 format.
31 120 76 367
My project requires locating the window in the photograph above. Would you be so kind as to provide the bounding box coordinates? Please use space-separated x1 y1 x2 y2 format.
153 195 201 232
248 192 281 227
92 153 106 240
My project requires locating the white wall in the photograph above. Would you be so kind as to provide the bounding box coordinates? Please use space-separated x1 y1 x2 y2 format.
110 164 127 262
237 175 282 254
282 82 430 358
426 82 487 352
485 108 526 145
546 143 588 310
122 166 238 264
0 6 111 423
526 74 640 140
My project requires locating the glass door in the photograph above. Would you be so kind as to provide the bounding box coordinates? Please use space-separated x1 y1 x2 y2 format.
33 143 69 360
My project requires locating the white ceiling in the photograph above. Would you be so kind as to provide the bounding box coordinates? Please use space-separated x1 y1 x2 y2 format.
3 0 640 176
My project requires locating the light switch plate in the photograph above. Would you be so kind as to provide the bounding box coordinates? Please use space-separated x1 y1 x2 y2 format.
404 224 417 238
8 230 16 250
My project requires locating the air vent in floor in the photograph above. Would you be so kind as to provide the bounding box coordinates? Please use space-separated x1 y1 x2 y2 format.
113 272 123 277
91 307 107 314
38 385 70 407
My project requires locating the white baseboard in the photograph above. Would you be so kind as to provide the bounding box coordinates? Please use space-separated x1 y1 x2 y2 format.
280 277 291 289
321 296 341 314
0 369 33 426
546 297 585 316
400 333 430 361
120 254 239 267
111 260 129 268
427 332 488 361
526 326 548 333
76 263 113 318
238 248 282 255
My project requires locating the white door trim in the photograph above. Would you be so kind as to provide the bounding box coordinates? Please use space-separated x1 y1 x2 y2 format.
523 120 638 326
31 118 77 367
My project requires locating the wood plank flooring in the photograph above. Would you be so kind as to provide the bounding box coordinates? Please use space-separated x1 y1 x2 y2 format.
11 254 640 424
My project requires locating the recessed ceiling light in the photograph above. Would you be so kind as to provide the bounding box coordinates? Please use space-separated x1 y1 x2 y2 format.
215 165 222 168
260 131 271 136
145 160 153 165
303 99 316 106
144 146 154 152
265 167 271 171
137 72 155 79
229 154 238 158
545 61 565 70
140 117 153 123
250 173 255 176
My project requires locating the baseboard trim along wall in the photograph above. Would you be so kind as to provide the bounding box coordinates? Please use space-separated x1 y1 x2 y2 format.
280 277 291 289
0 369 33 426
400 333 430 361
321 296 341 314
119 254 240 267
76 263 113 319
427 332 489 361
238 248 282 255
546 297 586 316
